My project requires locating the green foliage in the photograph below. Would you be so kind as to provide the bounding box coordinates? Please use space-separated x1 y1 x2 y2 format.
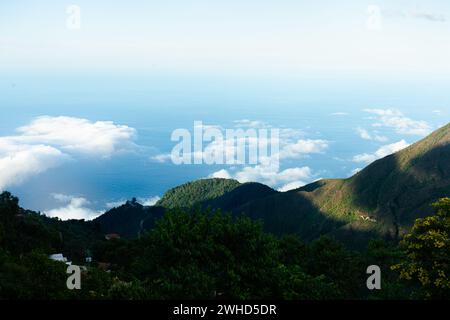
156 178 241 209
0 250 74 299
94 200 150 238
392 198 450 299
303 236 364 298
2 189 450 300
131 209 281 299
278 265 340 300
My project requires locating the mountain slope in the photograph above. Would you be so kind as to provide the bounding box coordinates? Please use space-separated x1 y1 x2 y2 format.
94 199 164 238
202 182 278 212
93 123 450 246
95 180 277 238
156 178 241 209
231 123 450 245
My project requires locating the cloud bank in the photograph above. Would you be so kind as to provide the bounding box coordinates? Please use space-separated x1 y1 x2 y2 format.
45 194 103 221
0 116 136 191
364 109 431 136
353 140 410 164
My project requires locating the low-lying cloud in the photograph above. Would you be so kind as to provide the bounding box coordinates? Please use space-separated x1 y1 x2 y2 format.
353 140 410 164
364 109 432 136
0 116 137 191
45 194 103 221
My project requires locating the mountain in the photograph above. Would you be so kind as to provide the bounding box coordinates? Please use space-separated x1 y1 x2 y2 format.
0 192 104 263
156 178 241 209
94 180 277 238
94 123 450 247
202 182 278 212
227 123 450 246
93 199 164 238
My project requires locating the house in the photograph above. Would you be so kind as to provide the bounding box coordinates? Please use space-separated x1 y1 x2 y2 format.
49 253 67 263
49 253 72 266
105 233 121 240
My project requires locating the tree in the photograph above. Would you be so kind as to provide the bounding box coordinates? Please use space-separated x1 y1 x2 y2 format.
131 208 282 299
304 236 364 298
392 198 450 299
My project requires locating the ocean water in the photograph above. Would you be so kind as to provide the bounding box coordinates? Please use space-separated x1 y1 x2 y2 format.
0 70 448 215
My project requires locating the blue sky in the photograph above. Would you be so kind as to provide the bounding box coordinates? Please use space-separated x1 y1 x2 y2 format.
0 1 450 220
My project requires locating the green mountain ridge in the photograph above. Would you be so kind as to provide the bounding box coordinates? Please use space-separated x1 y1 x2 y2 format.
227 123 450 246
155 178 241 208
88 123 450 248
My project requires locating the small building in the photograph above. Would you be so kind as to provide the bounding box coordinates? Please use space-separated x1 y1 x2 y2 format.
49 253 72 265
105 233 121 240
49 253 67 263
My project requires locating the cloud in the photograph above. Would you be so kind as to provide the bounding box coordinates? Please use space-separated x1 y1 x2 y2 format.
384 8 447 22
350 168 362 176
0 116 136 191
356 127 388 142
105 200 128 209
364 109 432 136
210 169 232 179
0 139 68 190
210 164 315 190
410 11 447 22
280 139 328 159
138 196 161 206
353 140 410 164
151 153 172 163
233 119 270 129
15 116 136 157
106 196 161 209
45 194 102 220
278 181 306 192
152 120 325 164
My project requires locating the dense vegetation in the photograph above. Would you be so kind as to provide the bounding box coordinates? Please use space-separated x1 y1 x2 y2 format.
93 199 165 238
200 123 450 247
156 178 241 209
89 124 450 251
0 191 448 299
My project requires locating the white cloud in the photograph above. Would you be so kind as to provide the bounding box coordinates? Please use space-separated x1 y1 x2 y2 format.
278 181 306 192
233 119 269 129
138 196 161 206
105 200 127 209
210 169 232 179
0 116 136 191
153 124 326 164
45 194 102 220
409 10 447 22
15 116 136 157
105 196 160 208
364 109 431 136
210 164 314 190
330 112 349 116
383 8 447 22
0 139 68 190
151 153 172 163
350 168 362 176
353 140 410 164
280 139 328 159
356 127 388 142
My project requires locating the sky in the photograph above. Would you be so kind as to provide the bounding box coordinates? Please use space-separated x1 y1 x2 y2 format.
1 0 450 74
0 1 449 220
